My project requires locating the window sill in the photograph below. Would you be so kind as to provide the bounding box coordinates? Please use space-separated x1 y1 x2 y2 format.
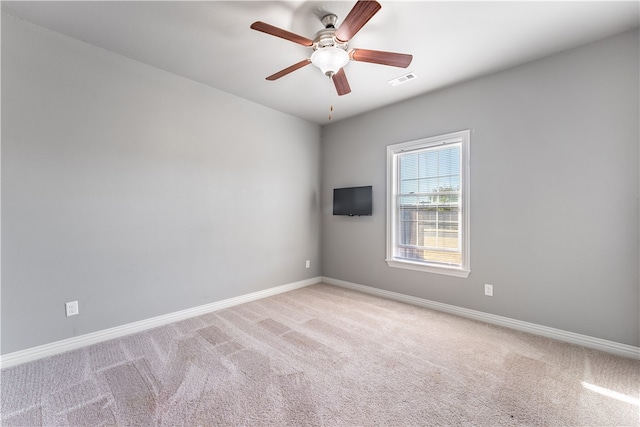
385 259 470 278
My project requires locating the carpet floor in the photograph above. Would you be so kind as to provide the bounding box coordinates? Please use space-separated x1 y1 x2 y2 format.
1 283 639 426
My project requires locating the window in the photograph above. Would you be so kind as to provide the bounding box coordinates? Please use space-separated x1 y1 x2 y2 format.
386 130 470 277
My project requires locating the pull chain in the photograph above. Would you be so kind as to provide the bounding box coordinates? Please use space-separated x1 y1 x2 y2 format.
327 74 335 121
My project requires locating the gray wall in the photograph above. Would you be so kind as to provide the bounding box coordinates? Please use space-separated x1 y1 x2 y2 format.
1 15 322 354
322 30 640 347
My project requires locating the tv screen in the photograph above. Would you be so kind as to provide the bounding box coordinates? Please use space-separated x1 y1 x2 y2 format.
333 186 372 216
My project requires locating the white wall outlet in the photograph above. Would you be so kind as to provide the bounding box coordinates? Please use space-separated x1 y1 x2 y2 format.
305 260 310 268
66 301 79 317
484 284 493 297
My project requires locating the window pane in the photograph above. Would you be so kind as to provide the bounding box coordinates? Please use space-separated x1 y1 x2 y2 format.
394 142 463 265
400 179 418 194
400 155 418 180
420 177 439 193
418 221 436 246
438 229 459 249
434 194 459 206
417 207 437 221
399 221 417 246
399 195 417 208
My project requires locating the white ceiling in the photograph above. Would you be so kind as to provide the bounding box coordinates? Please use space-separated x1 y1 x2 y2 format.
2 1 638 125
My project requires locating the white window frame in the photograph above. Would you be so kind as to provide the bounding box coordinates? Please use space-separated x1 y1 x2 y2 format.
386 130 470 278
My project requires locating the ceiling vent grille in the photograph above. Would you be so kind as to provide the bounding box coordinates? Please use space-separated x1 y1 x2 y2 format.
389 72 417 86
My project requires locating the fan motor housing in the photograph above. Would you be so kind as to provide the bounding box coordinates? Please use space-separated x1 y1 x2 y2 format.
313 28 348 51
313 14 348 52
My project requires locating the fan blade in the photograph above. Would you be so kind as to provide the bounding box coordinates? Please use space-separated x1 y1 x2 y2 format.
335 0 382 42
332 68 351 96
350 48 413 68
266 59 311 81
250 21 313 47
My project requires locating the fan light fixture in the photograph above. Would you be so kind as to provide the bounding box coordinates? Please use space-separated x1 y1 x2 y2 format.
311 47 349 76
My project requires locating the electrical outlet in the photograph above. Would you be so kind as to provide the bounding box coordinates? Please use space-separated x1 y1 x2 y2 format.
484 284 493 297
305 260 310 268
66 301 79 317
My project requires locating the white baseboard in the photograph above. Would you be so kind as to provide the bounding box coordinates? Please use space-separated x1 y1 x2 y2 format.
0 277 322 369
322 276 640 360
4 275 637 368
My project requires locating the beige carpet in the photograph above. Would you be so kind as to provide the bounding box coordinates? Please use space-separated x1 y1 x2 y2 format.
1 283 639 426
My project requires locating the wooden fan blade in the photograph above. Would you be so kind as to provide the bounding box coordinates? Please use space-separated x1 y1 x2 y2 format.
332 68 352 96
350 48 413 68
250 21 313 47
335 1 382 42
266 59 311 81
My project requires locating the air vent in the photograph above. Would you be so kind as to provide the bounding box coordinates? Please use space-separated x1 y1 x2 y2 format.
388 72 417 87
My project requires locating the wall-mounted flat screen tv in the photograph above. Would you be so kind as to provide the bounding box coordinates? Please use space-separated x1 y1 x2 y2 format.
333 186 372 216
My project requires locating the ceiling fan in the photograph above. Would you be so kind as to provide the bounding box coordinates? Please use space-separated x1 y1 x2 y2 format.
250 0 412 96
